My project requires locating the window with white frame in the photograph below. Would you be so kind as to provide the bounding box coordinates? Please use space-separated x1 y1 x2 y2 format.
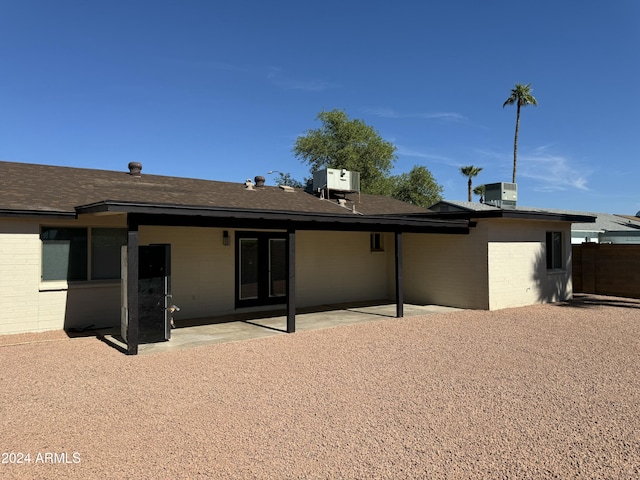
41 227 127 281
546 231 564 270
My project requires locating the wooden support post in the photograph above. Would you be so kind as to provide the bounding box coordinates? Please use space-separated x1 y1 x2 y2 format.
286 228 296 333
126 218 139 355
395 231 404 318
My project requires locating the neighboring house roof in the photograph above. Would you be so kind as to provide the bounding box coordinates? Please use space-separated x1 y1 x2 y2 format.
616 214 640 224
0 161 467 233
572 214 640 234
427 200 596 223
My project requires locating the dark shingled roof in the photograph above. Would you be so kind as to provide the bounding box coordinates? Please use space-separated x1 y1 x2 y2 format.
0 161 431 217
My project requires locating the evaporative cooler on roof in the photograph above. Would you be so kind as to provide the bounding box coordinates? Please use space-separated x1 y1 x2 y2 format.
312 168 361 195
484 182 518 208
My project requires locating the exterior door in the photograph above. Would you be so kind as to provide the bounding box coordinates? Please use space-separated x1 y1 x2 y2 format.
236 233 287 308
120 245 171 343
138 244 171 343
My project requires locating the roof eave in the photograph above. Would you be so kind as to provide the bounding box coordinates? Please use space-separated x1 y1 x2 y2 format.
0 209 76 219
423 210 596 223
75 200 470 233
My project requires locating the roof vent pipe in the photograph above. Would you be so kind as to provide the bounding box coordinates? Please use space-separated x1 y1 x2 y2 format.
128 162 142 176
254 175 265 187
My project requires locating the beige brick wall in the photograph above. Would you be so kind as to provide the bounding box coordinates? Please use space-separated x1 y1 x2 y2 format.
0 221 398 335
403 219 572 311
0 219 40 334
404 226 490 309
0 215 127 334
296 230 391 306
139 226 236 318
138 228 393 316
486 219 572 309
0 214 575 334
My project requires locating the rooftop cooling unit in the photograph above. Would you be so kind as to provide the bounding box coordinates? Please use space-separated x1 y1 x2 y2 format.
312 168 361 194
484 182 517 208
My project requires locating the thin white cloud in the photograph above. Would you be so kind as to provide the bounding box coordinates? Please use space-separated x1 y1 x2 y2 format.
519 153 590 191
364 107 466 122
417 112 466 121
476 148 590 192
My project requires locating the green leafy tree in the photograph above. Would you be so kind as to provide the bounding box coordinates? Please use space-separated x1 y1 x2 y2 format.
473 184 485 203
503 83 538 183
390 165 443 208
459 165 483 202
292 109 397 195
273 172 304 188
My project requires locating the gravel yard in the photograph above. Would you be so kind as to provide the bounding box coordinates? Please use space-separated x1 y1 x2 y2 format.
1 294 639 479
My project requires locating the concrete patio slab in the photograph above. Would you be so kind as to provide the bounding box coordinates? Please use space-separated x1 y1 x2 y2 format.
99 302 463 354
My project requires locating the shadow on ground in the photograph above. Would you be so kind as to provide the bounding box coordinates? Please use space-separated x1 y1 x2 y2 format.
556 293 640 310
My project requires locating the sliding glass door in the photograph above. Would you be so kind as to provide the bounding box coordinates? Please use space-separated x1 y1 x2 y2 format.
236 233 287 308
239 238 259 301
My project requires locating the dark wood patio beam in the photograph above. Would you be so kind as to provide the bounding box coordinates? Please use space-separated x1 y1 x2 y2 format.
126 217 139 355
287 228 296 333
395 231 404 318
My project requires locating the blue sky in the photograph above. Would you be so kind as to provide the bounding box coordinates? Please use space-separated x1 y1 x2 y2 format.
1 1 639 214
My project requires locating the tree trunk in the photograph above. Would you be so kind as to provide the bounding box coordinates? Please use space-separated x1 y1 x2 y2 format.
513 103 521 184
468 178 472 202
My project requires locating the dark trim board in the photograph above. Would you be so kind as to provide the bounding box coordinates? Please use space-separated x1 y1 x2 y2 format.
75 202 471 234
0 209 76 219
417 209 596 224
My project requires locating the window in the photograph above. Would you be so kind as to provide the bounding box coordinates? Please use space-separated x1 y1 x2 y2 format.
41 228 88 281
91 228 128 280
239 238 259 300
269 238 286 297
370 233 384 252
546 231 564 270
41 227 127 281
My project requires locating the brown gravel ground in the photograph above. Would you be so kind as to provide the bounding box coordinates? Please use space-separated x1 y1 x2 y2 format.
1 294 640 479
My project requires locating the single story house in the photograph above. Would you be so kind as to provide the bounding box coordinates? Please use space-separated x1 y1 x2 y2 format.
0 161 593 354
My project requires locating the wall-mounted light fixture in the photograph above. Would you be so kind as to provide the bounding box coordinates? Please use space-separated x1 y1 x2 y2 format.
223 230 230 246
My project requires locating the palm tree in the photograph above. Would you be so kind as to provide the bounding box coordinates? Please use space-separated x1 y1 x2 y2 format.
459 165 483 202
473 184 485 203
503 83 538 183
